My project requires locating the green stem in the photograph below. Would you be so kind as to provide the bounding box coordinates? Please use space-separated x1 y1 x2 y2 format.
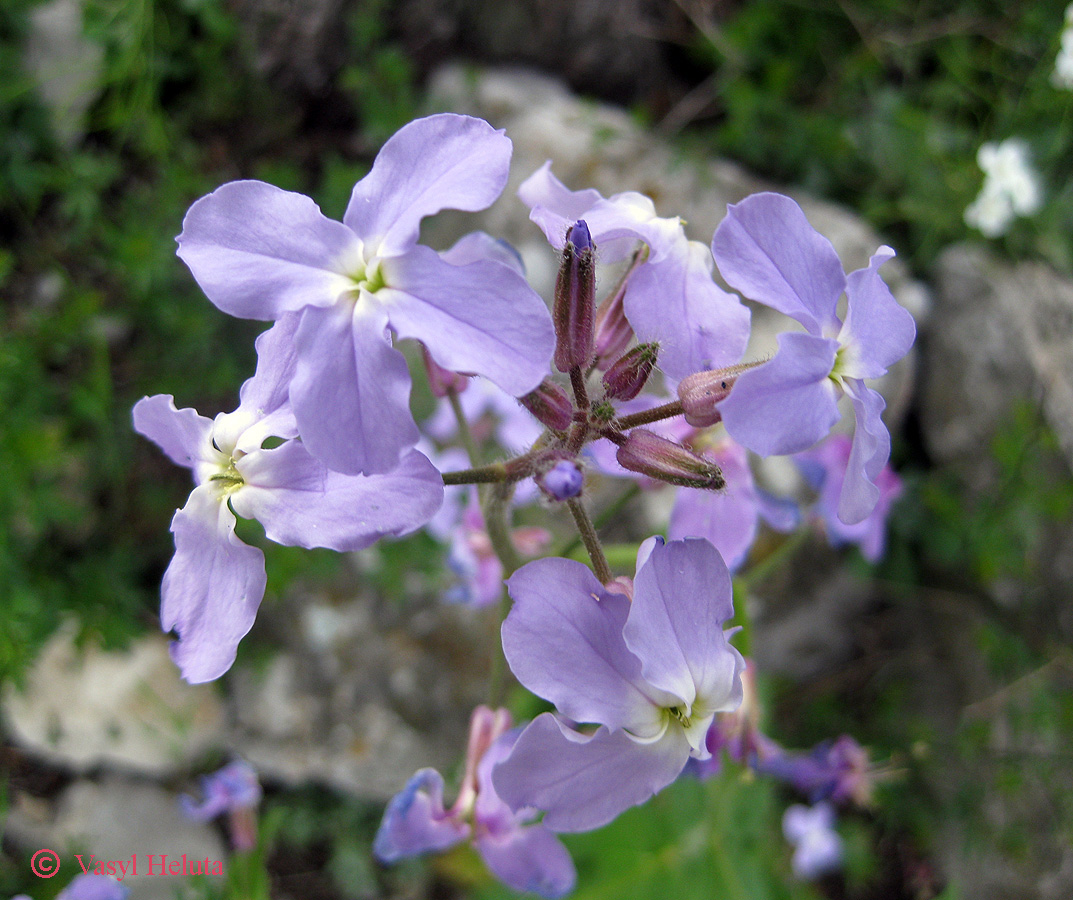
614 399 684 429
441 463 509 485
447 387 481 465
566 497 614 585
484 482 523 707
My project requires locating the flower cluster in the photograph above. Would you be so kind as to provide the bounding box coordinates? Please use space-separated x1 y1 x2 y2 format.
138 112 916 895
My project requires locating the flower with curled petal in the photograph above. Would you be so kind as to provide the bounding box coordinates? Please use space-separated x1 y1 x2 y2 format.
133 317 443 682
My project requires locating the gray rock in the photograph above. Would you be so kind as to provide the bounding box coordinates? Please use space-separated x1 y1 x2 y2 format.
924 244 1073 477
2 624 226 776
225 579 497 800
7 776 226 900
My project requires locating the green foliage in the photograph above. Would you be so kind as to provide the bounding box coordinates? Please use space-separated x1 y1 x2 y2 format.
469 768 823 900
911 402 1073 592
688 1 1073 271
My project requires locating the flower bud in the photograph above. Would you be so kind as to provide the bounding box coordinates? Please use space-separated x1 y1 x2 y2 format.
519 378 574 431
676 367 745 427
602 343 658 402
553 220 596 371
593 279 634 370
615 429 725 490
536 458 585 501
421 342 469 398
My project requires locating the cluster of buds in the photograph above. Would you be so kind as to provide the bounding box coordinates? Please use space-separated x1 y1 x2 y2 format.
500 220 741 501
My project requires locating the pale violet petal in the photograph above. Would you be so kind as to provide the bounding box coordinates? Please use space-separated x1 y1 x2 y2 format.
719 332 841 456
373 768 468 861
382 245 554 397
624 239 751 381
668 442 758 572
177 180 358 320
711 192 845 334
624 538 742 712
344 114 511 258
232 445 443 551
503 558 673 735
161 484 266 683
289 303 418 475
839 380 891 525
133 395 215 473
491 714 691 833
839 247 916 379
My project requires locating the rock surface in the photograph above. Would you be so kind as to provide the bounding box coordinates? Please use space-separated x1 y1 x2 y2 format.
3 624 225 776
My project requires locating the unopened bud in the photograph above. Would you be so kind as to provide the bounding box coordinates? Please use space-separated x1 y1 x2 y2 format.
519 379 574 431
602 343 659 402
421 342 470 398
616 429 725 490
593 279 633 370
536 459 585 501
553 220 596 371
676 367 746 427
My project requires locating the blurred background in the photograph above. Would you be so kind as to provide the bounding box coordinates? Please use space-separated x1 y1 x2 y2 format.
2 1 1073 898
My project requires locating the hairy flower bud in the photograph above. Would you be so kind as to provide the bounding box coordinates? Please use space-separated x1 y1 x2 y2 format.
536 459 585 501
676 365 750 427
602 343 658 402
519 379 574 431
616 429 725 490
553 220 596 371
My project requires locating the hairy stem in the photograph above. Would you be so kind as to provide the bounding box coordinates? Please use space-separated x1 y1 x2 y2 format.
614 399 684 430
566 497 614 585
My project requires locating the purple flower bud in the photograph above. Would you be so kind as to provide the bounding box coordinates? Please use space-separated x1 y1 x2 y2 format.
593 277 634 370
421 342 470 398
602 343 658 402
676 365 748 427
537 459 584 501
519 379 575 431
615 429 725 489
553 220 596 371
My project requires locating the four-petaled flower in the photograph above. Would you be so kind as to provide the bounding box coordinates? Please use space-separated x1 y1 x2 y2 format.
133 316 444 682
177 114 554 475
492 537 745 832
711 192 915 524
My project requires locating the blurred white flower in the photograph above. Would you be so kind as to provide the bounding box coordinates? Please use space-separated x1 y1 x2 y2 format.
1053 4 1073 89
964 139 1042 237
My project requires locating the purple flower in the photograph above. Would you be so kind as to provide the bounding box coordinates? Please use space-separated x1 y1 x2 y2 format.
56 876 128 900
492 537 745 832
181 760 262 821
711 192 915 524
759 734 874 806
182 760 262 851
133 317 444 682
519 163 750 380
782 803 843 880
374 706 576 899
177 114 554 475
797 434 904 562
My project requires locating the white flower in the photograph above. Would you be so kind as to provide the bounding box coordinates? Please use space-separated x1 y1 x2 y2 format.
965 139 1042 237
1055 4 1073 89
